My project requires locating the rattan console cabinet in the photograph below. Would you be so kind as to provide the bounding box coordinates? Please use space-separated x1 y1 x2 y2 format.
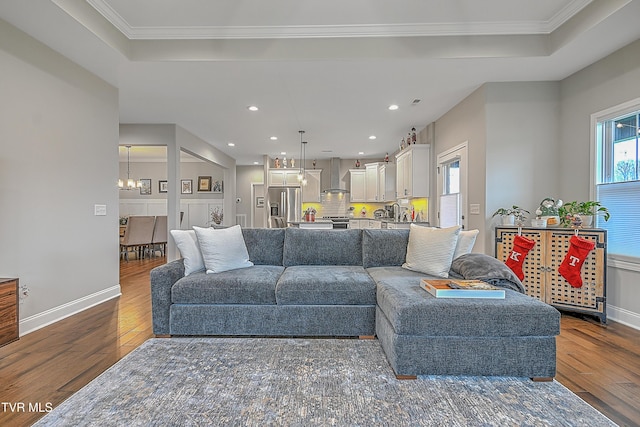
495 227 607 323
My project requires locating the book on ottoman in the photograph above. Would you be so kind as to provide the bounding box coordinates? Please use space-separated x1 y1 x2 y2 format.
420 279 506 299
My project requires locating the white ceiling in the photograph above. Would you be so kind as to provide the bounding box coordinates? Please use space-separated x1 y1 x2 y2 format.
2 0 640 165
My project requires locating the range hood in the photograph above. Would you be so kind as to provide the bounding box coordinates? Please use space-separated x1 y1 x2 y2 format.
322 157 349 194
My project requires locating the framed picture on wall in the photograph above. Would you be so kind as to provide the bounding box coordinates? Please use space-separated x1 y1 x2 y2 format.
256 196 265 208
139 179 152 195
212 180 223 193
159 180 168 193
198 176 212 192
181 179 193 194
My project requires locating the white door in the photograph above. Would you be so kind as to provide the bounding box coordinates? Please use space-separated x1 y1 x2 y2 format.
437 142 468 229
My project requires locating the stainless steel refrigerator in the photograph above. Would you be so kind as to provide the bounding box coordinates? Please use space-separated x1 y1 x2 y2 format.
267 187 301 225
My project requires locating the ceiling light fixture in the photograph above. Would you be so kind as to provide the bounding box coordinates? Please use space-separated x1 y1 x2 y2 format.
270 136 278 140
118 145 142 190
388 104 399 111
358 151 365 155
369 135 377 140
297 130 308 186
227 142 235 147
247 106 259 111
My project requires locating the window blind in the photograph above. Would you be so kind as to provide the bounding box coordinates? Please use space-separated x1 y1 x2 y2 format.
596 180 640 259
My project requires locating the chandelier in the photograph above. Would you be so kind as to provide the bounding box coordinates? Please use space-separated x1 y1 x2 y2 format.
119 145 142 190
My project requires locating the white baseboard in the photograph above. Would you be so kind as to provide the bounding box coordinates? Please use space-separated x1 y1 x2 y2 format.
19 285 122 336
607 305 640 330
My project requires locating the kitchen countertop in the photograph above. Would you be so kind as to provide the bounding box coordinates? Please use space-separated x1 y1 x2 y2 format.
349 217 430 225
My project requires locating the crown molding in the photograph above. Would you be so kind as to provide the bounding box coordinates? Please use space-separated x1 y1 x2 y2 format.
86 0 593 40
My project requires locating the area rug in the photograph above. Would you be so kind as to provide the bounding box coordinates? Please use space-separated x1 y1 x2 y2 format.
34 338 615 426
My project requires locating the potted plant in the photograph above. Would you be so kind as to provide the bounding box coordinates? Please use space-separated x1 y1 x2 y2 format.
492 205 529 226
559 201 610 227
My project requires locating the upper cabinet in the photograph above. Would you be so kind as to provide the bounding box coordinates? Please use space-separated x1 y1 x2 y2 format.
349 169 366 202
365 163 379 202
364 162 396 202
379 163 396 202
395 144 430 198
302 169 322 203
268 169 301 187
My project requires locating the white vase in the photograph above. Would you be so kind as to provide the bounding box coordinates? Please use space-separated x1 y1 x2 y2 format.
502 215 515 226
581 215 593 227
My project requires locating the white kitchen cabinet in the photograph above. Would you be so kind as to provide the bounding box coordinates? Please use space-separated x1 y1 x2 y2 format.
348 220 360 229
302 170 321 203
268 169 301 187
379 163 396 202
349 169 366 202
365 163 379 202
368 220 382 229
395 144 430 198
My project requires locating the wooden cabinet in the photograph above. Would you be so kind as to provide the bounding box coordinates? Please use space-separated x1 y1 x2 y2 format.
302 170 321 203
0 278 19 346
495 227 607 323
395 144 430 198
268 170 301 187
349 169 366 202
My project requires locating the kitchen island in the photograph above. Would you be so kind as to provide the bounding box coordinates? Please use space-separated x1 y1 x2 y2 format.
288 219 333 229
349 218 430 229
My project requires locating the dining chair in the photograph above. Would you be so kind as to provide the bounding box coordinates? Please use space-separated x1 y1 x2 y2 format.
120 215 156 261
150 215 168 257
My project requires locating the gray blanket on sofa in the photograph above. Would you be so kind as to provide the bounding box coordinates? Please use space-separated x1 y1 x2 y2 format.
449 253 526 294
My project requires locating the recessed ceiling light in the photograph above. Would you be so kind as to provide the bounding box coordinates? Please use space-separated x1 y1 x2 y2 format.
388 104 399 111
280 151 286 155
270 136 278 140
358 151 365 155
247 106 259 111
369 135 377 140
227 142 235 147
253 161 259 165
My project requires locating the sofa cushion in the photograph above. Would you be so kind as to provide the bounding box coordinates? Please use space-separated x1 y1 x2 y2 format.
362 229 410 268
402 224 461 278
453 229 479 259
276 266 376 305
282 228 363 266
171 265 284 305
193 225 254 273
242 228 285 265
169 230 205 276
370 266 560 337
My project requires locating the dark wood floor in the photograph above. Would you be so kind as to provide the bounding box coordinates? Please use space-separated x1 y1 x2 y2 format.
1 258 639 426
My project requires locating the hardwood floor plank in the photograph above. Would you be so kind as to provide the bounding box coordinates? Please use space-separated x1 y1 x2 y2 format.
1 257 639 426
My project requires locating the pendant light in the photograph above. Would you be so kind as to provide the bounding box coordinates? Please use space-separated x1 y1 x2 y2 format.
298 130 305 182
119 145 142 190
298 130 307 186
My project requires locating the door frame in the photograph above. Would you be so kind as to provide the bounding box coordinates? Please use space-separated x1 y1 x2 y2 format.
436 141 468 229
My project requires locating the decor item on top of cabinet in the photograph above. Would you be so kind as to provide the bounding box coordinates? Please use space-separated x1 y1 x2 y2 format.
274 157 281 169
312 159 316 169
492 206 529 226
384 153 389 163
411 127 417 144
537 198 562 227
355 159 360 168
558 201 610 228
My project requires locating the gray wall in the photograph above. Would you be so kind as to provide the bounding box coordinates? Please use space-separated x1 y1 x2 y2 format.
0 20 120 333
559 38 640 326
236 165 265 227
434 39 640 327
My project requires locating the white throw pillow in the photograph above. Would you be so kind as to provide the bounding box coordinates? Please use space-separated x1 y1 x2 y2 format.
402 224 462 278
453 229 480 259
193 225 254 274
169 230 205 276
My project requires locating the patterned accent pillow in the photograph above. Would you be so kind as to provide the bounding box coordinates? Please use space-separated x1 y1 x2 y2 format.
193 225 254 274
402 224 461 278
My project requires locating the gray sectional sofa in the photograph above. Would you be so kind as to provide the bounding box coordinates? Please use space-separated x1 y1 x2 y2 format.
151 227 561 379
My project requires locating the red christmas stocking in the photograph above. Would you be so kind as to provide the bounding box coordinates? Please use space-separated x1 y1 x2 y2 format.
558 235 595 288
505 235 536 281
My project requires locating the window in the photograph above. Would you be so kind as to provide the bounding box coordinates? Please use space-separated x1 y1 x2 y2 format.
593 100 640 261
